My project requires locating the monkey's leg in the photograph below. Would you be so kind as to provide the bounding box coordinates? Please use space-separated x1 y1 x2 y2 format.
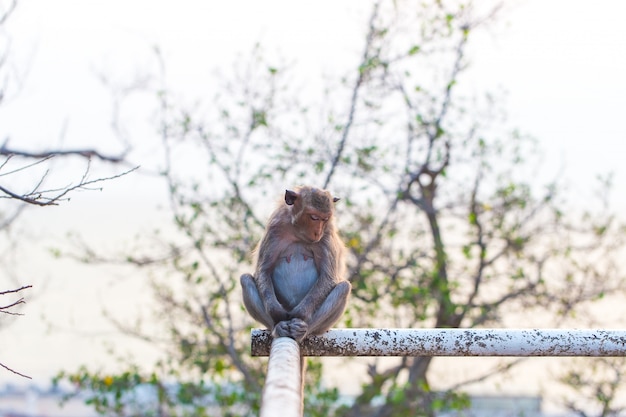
240 274 275 330
307 281 351 336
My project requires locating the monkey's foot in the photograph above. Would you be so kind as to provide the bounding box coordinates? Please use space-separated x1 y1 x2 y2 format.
271 318 308 342
271 321 292 339
286 318 308 342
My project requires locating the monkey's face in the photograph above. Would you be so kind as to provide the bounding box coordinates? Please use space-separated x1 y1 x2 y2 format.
299 210 330 243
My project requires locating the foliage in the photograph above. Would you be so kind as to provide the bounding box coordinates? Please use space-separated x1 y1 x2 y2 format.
559 358 626 417
54 365 258 417
56 1 625 416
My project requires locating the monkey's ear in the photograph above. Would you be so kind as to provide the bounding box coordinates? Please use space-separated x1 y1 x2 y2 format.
333 197 341 203
285 189 298 205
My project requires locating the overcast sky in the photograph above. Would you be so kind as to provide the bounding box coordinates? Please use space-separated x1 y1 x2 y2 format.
2 0 626 408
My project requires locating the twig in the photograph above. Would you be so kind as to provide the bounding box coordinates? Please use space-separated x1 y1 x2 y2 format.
0 285 32 315
0 166 139 206
0 285 32 378
0 284 32 296
0 142 127 163
323 2 379 189
0 361 31 379
0 297 26 314
0 154 54 177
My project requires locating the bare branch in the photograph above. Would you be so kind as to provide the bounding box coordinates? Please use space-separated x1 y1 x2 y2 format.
0 285 32 315
0 165 139 206
0 361 31 379
0 154 54 178
0 297 25 314
323 2 380 189
0 142 127 163
0 0 17 26
0 285 32 378
0 284 32 296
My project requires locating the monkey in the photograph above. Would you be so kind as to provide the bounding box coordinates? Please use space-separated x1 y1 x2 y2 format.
240 186 350 343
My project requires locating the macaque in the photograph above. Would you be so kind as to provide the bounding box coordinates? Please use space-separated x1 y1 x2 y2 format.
240 186 350 342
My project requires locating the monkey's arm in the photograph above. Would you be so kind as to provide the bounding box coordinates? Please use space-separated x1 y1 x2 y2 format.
256 234 290 323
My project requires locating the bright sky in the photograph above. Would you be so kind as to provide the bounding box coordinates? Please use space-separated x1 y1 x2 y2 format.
1 0 626 411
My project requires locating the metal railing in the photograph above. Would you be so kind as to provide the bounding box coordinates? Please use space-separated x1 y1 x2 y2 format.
259 337 302 417
253 328 626 416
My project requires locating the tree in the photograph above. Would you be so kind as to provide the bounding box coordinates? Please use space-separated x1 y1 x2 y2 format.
0 0 134 380
55 1 625 416
559 358 626 417
0 285 31 378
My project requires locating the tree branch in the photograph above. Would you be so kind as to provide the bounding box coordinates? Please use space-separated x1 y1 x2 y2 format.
0 361 31 379
323 2 379 189
0 142 127 163
1 285 32 378
0 0 17 26
1 285 31 315
0 165 139 206
0 284 31 296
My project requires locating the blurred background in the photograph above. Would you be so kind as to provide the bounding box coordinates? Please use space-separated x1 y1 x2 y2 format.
1 1 626 416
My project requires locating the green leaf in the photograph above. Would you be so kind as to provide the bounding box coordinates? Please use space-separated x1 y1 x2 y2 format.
462 244 472 259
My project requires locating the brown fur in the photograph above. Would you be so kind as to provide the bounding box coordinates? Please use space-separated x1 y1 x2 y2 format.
240 186 350 341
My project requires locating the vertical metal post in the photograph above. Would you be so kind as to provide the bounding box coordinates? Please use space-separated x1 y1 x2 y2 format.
260 337 302 417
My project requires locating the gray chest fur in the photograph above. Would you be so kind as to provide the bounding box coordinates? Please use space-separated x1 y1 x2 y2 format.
272 250 318 310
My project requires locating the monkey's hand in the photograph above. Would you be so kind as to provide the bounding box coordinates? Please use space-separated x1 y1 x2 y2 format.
272 318 308 342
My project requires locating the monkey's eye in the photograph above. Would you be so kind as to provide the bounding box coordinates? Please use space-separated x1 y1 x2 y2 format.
310 214 329 222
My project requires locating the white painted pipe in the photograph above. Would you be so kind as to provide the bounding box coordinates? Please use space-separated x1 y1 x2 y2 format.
260 337 302 417
251 328 626 357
